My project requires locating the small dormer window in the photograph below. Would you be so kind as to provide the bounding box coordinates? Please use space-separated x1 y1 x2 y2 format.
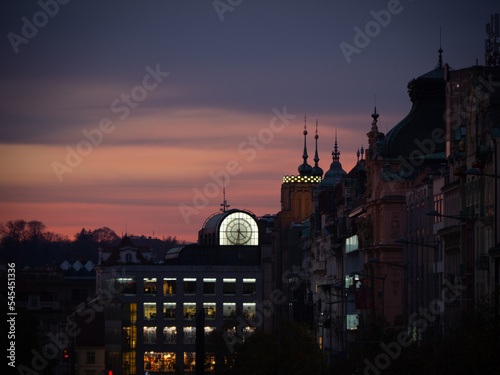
126 253 132 263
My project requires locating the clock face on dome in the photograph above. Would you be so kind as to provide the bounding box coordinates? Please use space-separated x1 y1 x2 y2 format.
219 211 258 246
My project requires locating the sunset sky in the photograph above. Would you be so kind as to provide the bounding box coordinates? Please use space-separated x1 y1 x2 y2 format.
1 0 498 242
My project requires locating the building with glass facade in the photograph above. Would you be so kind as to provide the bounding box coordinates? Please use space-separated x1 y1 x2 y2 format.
95 209 262 375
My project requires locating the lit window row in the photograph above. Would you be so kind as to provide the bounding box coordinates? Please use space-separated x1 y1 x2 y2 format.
283 175 322 184
116 277 256 296
144 351 220 373
143 302 257 321
142 326 215 345
142 327 255 350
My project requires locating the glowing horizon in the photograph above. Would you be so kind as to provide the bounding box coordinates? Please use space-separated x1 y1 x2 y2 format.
1 1 495 243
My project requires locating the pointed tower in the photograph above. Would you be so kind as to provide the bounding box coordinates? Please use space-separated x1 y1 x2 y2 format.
312 120 324 178
366 106 383 160
320 130 347 188
298 116 313 176
280 117 323 227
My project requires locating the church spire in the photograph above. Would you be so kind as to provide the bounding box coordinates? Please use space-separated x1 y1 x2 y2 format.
298 115 312 176
319 129 346 187
332 129 340 162
312 119 323 178
437 27 443 68
302 115 308 161
314 120 320 166
371 106 379 132
367 107 383 160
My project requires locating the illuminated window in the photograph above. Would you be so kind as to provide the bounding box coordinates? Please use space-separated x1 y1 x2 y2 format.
163 303 176 320
163 278 176 295
243 278 256 296
123 351 136 375
123 326 137 350
345 235 358 253
204 327 215 337
223 278 236 295
205 352 216 373
203 278 216 295
184 352 196 372
143 327 156 344
347 314 359 330
223 303 236 319
183 327 196 344
184 278 197 295
242 326 255 339
243 303 256 320
144 303 156 321
163 327 176 344
183 303 196 320
144 352 175 373
123 303 137 325
144 278 157 295
345 274 360 289
204 303 216 320
283 175 322 184
117 278 136 295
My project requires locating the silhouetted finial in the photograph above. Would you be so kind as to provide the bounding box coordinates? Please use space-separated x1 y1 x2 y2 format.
314 120 319 165
220 176 230 213
311 119 323 177
332 129 340 162
298 115 313 176
303 115 308 160
371 107 379 132
437 27 443 68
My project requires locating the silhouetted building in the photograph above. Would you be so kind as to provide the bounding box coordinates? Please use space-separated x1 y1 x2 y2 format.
272 119 324 329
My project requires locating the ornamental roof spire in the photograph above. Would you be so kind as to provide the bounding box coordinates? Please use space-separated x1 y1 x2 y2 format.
298 115 313 176
332 129 340 162
311 119 324 177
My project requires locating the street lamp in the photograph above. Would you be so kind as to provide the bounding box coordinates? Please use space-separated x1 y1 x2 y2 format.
425 209 468 221
395 237 440 249
464 168 500 179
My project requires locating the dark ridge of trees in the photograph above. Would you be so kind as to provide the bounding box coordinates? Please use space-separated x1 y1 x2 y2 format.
0 219 183 267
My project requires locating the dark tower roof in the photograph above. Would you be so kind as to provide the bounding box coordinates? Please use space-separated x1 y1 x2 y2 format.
381 50 446 160
320 130 346 187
